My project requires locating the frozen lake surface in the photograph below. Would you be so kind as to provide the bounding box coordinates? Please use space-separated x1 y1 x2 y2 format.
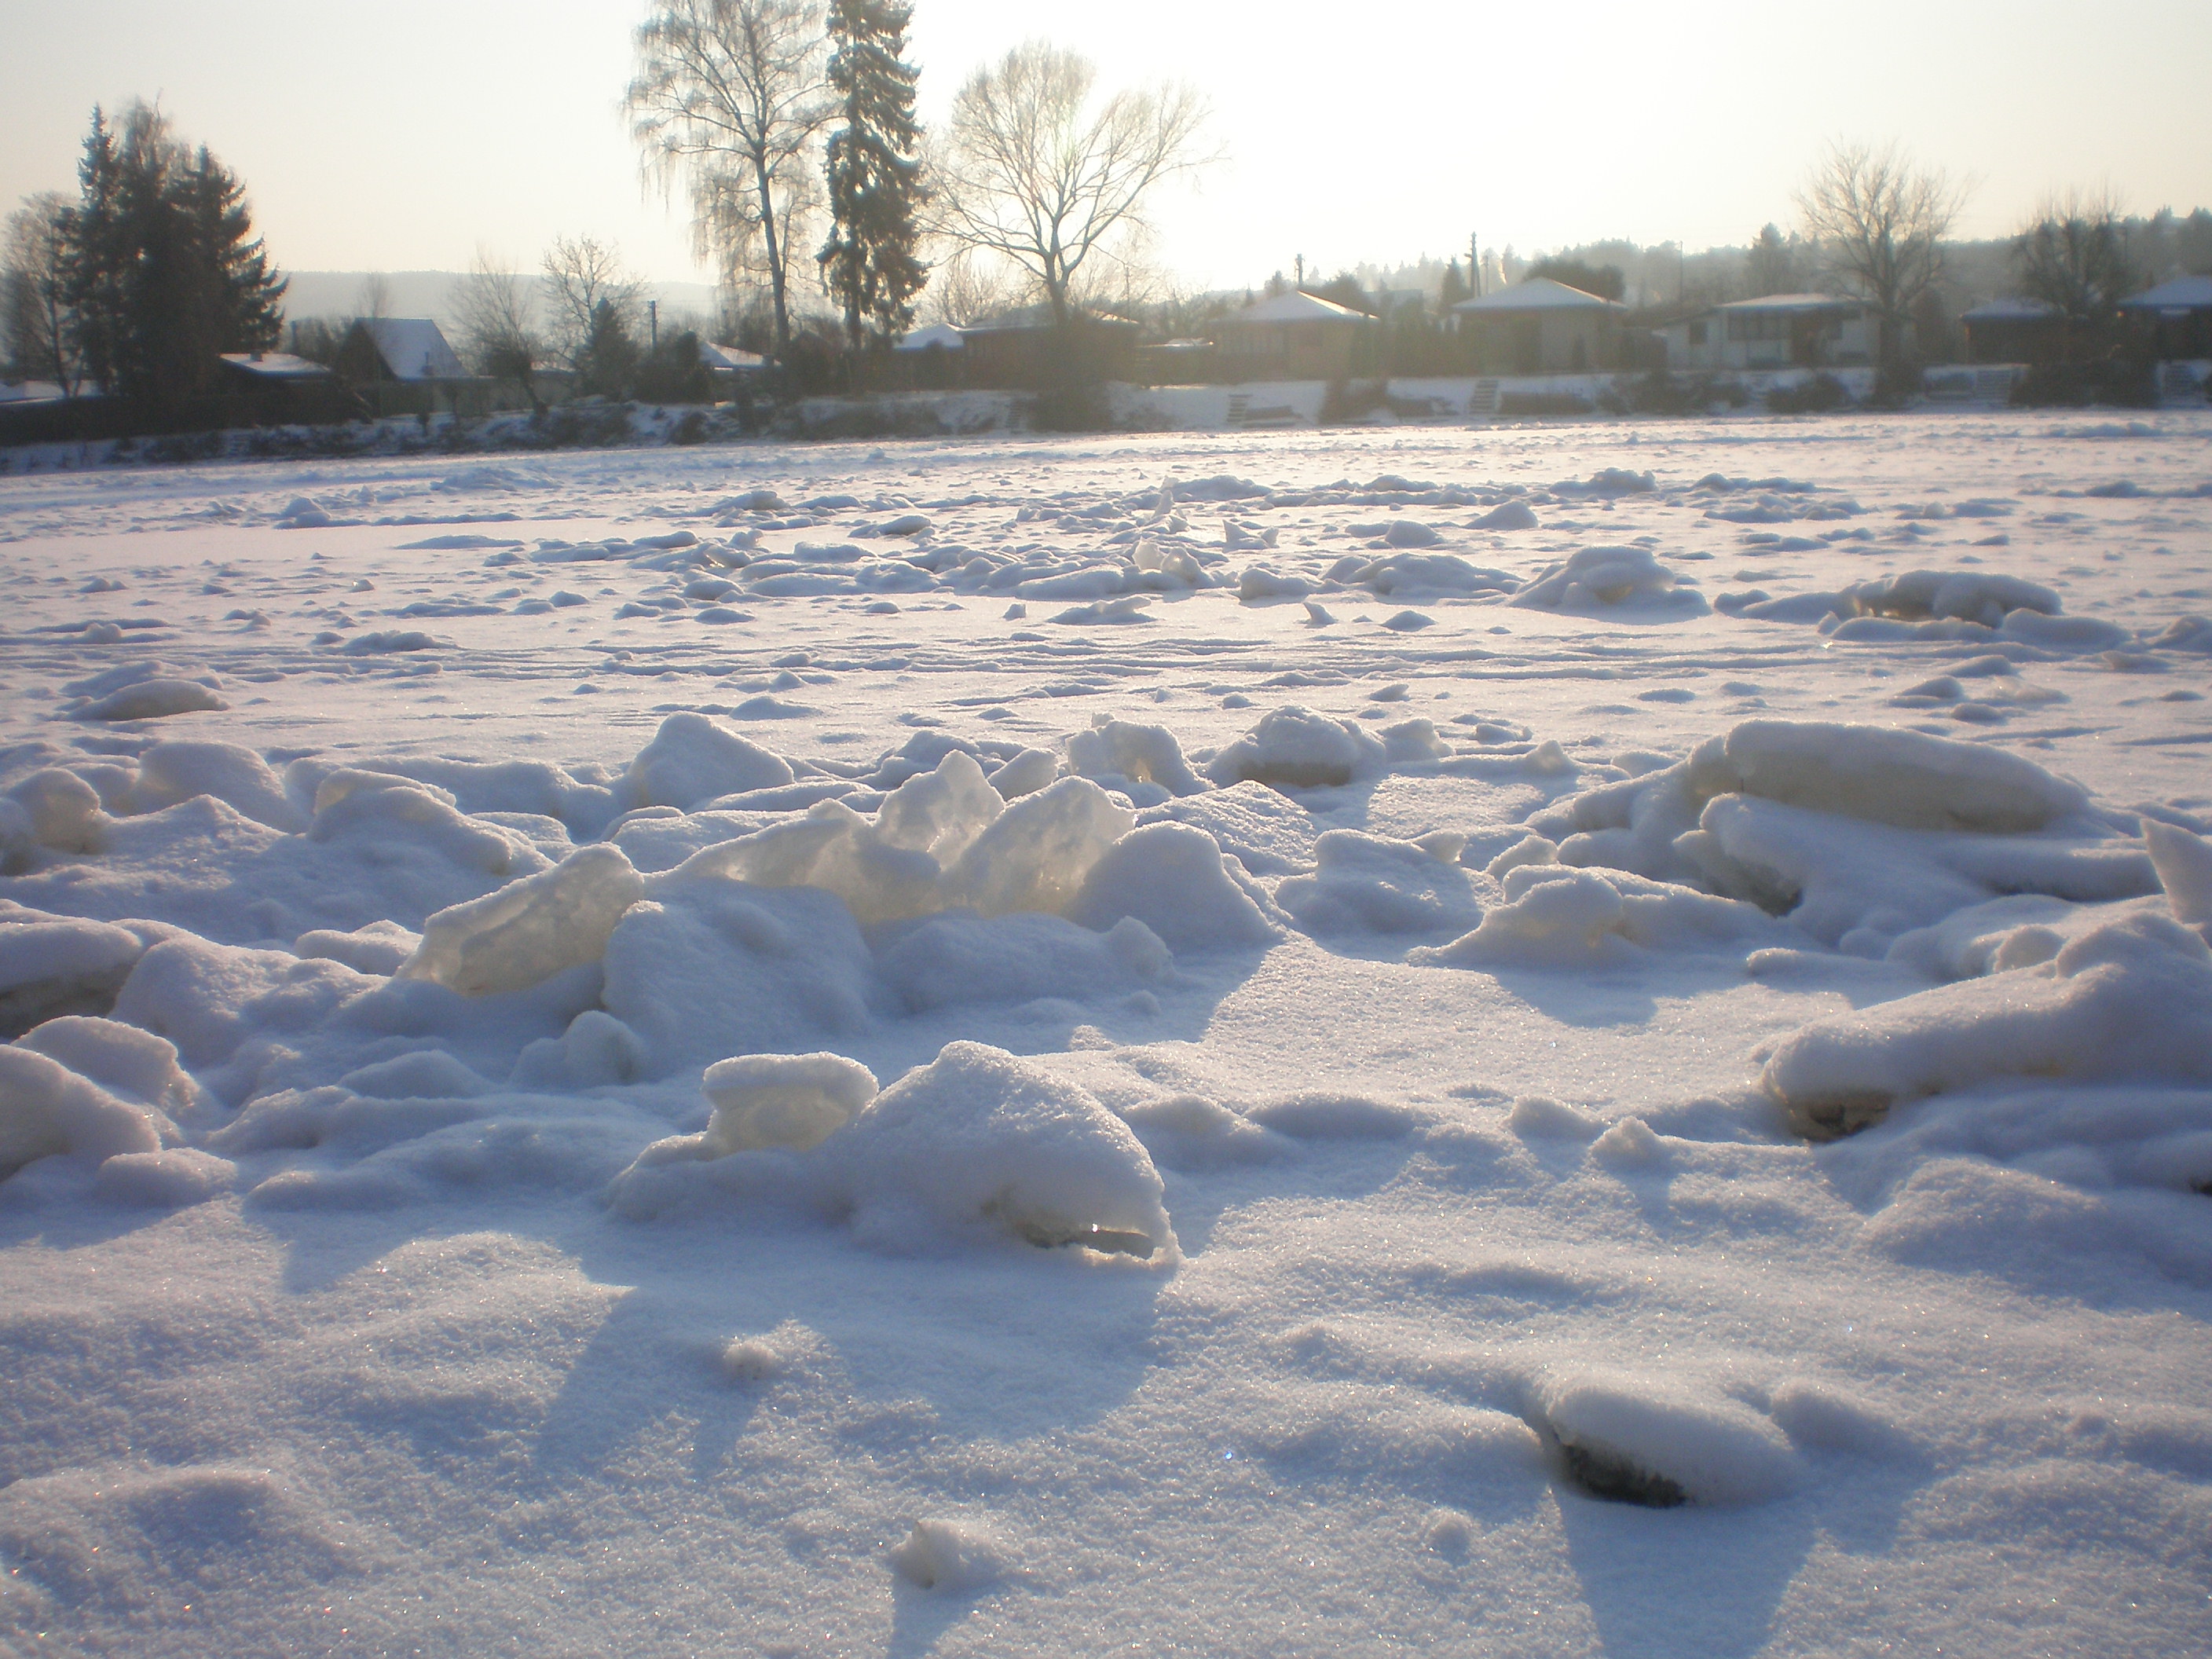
3 410 2210 1656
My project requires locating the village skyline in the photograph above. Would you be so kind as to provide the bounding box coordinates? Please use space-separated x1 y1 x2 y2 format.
4 0 2209 295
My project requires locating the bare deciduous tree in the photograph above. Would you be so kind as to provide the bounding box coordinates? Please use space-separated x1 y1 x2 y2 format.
2014 187 2141 326
938 41 1210 328
917 246 1017 328
540 235 643 372
3 192 79 393
454 251 546 406
1795 139 1968 377
629 0 831 360
354 273 391 321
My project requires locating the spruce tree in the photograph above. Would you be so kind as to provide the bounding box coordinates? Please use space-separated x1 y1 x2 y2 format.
63 102 284 409
819 0 928 351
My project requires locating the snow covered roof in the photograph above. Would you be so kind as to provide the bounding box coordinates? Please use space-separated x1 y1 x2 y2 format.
2119 275 2212 312
893 323 968 353
1225 291 1374 325
1451 277 1624 314
357 318 466 381
698 341 767 371
218 352 334 381
0 379 66 405
1716 293 1858 313
1960 298 2060 324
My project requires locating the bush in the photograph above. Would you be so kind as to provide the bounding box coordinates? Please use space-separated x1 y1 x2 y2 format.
1767 373 1851 414
634 330 713 405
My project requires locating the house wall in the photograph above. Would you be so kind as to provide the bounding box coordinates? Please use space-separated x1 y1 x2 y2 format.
1211 320 1363 383
1460 311 1618 374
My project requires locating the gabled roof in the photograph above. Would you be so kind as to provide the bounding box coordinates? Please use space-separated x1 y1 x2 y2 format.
892 322 967 352
2120 275 2212 311
219 351 334 380
1717 292 1858 313
1452 276 1624 314
1225 290 1374 325
353 317 465 380
698 340 767 370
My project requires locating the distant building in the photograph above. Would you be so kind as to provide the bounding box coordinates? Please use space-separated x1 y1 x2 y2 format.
1958 298 2067 365
2119 275 2212 361
1448 278 1626 373
337 318 466 383
1656 294 1878 372
1210 290 1375 383
215 350 361 423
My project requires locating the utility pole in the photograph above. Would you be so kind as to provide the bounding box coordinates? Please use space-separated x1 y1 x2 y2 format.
1470 230 1481 298
648 299 659 351
1295 254 1305 288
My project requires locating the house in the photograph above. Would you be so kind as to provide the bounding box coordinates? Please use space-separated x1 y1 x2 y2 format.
2119 275 2212 361
899 319 1137 390
1448 278 1626 373
214 351 363 423
1210 290 1376 383
1657 294 1878 372
331 317 503 416
698 340 769 396
1958 298 2067 365
336 318 466 383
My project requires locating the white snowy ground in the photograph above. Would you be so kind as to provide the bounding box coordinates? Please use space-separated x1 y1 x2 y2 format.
2 410 2211 1657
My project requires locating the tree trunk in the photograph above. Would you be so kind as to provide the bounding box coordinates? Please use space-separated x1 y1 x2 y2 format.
755 156 790 359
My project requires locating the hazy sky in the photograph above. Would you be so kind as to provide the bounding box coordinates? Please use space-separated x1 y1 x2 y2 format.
4 0 2208 295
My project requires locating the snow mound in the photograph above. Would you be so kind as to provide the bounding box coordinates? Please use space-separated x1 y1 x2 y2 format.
887 1517 1005 1592
1530 1369 1800 1506
1413 865 1771 968
1333 551 1515 598
1840 569 2060 628
8 768 107 852
1065 718 1206 798
1512 546 1707 616
839 1042 1174 1257
2 913 150 1034
877 911 1170 1012
1763 913 2212 1137
621 712 794 810
399 845 643 997
0 1044 175 1179
1068 822 1280 950
311 771 540 877
1276 830 1483 937
76 679 229 722
1206 706 1385 790
672 1052 878 1158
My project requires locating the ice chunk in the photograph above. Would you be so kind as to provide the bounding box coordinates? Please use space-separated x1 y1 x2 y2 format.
1065 718 1207 797
628 1053 880 1164
841 1042 1174 1256
1762 913 2212 1137
621 712 794 811
945 778 1136 918
1206 706 1385 790
871 749 1003 865
400 845 644 996
1685 720 2089 833
2145 819 2212 927
1531 1368 1800 1506
1069 823 1279 950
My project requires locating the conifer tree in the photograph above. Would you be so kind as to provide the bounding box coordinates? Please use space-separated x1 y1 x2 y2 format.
63 103 284 408
818 0 928 350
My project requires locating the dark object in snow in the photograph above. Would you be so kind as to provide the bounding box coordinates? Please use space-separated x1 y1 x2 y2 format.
1557 1441 1690 1508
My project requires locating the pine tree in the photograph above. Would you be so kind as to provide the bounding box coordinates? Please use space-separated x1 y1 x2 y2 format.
818 0 928 351
61 102 284 408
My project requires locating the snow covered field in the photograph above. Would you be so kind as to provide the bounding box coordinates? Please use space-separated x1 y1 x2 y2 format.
3 409 2210 1657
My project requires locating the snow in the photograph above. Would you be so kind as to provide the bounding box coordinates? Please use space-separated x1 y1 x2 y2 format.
3 408 2212 1654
